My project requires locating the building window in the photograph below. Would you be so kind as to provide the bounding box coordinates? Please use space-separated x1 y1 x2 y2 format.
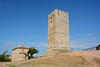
51 17 52 23
22 49 24 51
51 17 52 26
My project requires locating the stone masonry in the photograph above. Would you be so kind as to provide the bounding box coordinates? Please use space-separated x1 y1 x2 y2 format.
47 9 70 51
12 46 29 61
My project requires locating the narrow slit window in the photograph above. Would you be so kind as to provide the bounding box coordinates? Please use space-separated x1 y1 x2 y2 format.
51 17 52 23
51 17 52 26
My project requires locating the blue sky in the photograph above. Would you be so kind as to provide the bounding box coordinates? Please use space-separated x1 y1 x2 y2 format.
0 0 100 56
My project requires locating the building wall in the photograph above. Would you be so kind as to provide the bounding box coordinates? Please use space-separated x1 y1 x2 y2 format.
48 10 55 49
12 49 28 62
48 9 70 51
12 49 17 61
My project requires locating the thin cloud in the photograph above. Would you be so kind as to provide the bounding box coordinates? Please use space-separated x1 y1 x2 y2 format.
37 42 47 47
79 33 94 36
86 33 94 36
3 41 47 54
3 41 35 51
70 38 100 50
95 36 100 38
4 42 17 49
3 38 100 54
35 44 47 48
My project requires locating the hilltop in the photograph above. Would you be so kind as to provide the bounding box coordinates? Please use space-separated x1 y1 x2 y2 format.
0 50 100 67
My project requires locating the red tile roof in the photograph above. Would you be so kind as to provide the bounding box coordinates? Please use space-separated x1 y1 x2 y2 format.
17 46 29 49
12 46 29 50
19 52 26 54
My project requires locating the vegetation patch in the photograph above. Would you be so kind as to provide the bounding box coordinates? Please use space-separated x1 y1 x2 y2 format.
23 62 34 64
57 49 69 53
9 64 16 67
0 51 11 62
55 49 70 55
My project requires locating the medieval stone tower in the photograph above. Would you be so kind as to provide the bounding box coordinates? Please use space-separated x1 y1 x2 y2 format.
47 9 70 51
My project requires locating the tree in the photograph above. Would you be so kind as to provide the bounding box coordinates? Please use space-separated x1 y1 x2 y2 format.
3 51 8 55
96 45 100 50
0 51 11 62
28 47 39 58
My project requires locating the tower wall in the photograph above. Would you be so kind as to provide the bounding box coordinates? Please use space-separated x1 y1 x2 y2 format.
48 10 55 49
48 9 70 51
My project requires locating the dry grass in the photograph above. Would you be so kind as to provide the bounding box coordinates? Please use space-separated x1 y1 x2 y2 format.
94 57 100 67
20 55 86 67
0 50 100 67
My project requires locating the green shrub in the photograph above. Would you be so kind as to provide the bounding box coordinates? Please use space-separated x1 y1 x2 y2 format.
58 49 69 53
0 51 11 62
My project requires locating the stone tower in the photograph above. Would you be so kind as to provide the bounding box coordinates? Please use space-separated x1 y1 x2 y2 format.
47 9 70 51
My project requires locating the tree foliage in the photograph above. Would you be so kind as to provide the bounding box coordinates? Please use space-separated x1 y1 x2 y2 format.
0 51 11 62
28 47 39 58
96 45 100 50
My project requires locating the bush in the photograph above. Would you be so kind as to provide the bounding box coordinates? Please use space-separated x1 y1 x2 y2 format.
96 45 100 50
0 51 11 62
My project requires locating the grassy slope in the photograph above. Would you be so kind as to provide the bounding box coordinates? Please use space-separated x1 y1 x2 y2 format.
1 50 100 67
19 55 86 67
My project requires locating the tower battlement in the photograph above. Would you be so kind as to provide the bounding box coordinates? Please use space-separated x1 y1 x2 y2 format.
48 9 68 17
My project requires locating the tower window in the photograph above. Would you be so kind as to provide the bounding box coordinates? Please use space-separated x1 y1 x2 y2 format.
51 17 52 26
51 21 52 23
51 17 52 23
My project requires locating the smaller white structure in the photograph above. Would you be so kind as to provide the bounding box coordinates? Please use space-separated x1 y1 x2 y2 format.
12 46 29 61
